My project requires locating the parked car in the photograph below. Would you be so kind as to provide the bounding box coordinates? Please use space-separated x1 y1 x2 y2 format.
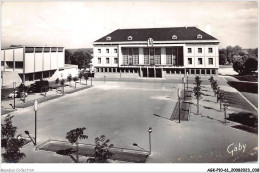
8 91 28 98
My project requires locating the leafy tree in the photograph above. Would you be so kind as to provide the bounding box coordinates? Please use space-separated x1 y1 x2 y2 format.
66 127 88 163
87 135 113 163
84 74 89 85
245 58 258 74
71 51 93 70
67 74 72 86
233 60 244 74
219 54 227 65
65 50 72 64
1 115 26 163
73 77 79 88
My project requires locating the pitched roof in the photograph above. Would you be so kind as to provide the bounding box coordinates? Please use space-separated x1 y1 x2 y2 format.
94 27 218 43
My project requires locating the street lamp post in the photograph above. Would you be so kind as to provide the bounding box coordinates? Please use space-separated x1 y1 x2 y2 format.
223 103 229 123
148 127 152 155
183 77 186 100
186 72 189 90
13 82 16 109
34 100 38 145
178 88 181 123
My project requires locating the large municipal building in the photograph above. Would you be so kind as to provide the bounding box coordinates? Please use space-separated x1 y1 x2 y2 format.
1 46 78 88
93 27 219 78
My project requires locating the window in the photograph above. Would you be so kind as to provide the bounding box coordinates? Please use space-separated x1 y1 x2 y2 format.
166 48 172 65
198 58 203 65
208 58 213 65
128 36 133 40
106 36 111 41
98 49 101 53
98 58 101 64
172 35 177 39
208 48 213 53
106 58 109 64
198 48 202 53
106 49 109 53
188 58 192 65
114 58 118 64
188 48 192 53
1 61 4 66
114 49 117 53
197 34 202 39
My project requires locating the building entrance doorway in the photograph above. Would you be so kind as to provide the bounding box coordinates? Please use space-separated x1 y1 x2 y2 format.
141 68 162 78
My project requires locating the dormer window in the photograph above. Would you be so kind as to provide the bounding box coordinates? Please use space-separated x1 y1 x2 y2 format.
106 36 111 41
128 36 133 40
172 35 177 39
197 34 202 39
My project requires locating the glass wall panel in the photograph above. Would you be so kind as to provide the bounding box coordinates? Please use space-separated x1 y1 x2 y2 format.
133 48 139 65
155 48 161 64
166 48 172 65
144 48 149 64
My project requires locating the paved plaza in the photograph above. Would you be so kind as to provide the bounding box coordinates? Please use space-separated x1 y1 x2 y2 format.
1 77 258 163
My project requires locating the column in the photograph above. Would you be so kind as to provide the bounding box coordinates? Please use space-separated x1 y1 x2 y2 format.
13 49 15 71
215 69 218 75
184 69 186 75
210 69 212 75
23 46 25 83
147 67 148 78
199 69 201 75
4 49 6 71
189 69 191 74
154 67 156 78
42 72 44 79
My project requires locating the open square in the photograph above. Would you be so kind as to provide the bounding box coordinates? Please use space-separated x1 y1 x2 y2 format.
2 78 257 163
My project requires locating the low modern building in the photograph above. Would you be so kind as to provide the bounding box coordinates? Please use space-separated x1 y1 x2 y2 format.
93 27 219 78
1 46 78 87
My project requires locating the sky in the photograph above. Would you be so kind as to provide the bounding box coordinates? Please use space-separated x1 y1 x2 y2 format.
1 1 258 49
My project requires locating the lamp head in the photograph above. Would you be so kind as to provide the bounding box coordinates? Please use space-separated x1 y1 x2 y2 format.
24 131 29 135
133 143 138 146
148 127 152 133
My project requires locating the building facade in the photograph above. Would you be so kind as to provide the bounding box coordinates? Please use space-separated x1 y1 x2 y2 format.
93 27 219 78
1 46 78 87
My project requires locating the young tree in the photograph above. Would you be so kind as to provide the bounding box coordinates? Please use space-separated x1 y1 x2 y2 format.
193 86 202 115
73 77 79 88
1 115 26 163
87 135 113 163
55 78 60 88
66 127 88 163
60 79 65 95
194 76 202 87
78 72 84 84
84 74 89 85
217 91 225 111
67 74 72 86
193 76 202 115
